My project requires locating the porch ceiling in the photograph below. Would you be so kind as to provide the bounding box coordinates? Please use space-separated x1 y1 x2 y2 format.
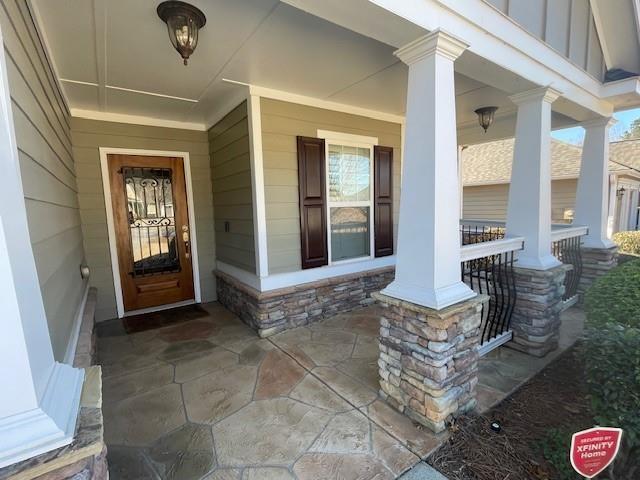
32 0 574 136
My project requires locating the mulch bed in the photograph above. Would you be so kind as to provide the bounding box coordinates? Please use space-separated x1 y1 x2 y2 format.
428 344 595 480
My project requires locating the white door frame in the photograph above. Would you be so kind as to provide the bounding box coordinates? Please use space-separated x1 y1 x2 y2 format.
99 147 202 318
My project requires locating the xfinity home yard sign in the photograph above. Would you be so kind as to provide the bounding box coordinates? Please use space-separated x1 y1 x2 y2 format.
570 427 623 478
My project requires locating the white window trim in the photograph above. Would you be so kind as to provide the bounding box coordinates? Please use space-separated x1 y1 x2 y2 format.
318 131 378 265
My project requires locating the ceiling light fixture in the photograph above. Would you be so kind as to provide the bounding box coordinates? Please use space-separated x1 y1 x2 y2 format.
157 1 206 66
474 106 499 133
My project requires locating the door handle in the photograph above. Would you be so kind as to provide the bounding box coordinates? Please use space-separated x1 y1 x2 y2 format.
182 225 190 258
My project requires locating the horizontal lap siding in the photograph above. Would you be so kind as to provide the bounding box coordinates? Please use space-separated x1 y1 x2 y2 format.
260 98 402 274
551 179 578 222
462 179 578 222
71 118 215 321
208 101 255 273
1 0 85 360
463 184 509 221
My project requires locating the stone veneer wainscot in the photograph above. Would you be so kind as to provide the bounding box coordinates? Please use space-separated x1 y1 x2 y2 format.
215 267 395 337
373 292 487 433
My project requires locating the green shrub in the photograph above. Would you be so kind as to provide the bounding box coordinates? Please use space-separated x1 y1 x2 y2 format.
581 325 640 478
583 260 640 478
584 259 640 328
612 231 640 255
540 428 582 480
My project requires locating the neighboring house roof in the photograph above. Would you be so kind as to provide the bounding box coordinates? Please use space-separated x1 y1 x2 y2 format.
462 138 640 186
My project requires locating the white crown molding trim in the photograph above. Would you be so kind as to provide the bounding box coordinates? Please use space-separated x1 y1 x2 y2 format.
243 83 405 125
509 86 562 105
62 281 89 366
0 362 84 468
394 29 468 65
71 109 207 131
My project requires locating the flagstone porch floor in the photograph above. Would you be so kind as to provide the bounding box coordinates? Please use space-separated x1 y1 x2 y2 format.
97 302 584 480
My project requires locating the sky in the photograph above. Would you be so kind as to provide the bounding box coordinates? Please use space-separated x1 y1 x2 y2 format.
551 107 640 145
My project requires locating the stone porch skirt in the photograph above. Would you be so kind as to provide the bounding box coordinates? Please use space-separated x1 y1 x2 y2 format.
215 267 395 337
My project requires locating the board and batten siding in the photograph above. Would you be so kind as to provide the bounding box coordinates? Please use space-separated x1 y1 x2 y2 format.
260 98 402 274
485 0 605 79
71 118 216 321
209 101 255 273
463 179 578 222
1 0 86 360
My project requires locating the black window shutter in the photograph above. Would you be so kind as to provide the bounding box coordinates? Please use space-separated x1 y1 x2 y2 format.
374 145 394 257
297 136 328 269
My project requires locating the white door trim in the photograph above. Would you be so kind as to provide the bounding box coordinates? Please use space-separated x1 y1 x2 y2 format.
99 147 202 318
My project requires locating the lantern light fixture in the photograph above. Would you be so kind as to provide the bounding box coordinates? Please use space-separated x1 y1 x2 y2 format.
474 106 499 133
157 1 206 66
617 185 627 197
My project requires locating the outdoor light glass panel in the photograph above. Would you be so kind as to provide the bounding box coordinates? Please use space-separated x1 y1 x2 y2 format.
327 144 372 262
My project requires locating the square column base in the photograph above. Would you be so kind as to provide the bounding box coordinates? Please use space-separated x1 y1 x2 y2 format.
577 246 618 300
372 292 487 433
507 264 570 357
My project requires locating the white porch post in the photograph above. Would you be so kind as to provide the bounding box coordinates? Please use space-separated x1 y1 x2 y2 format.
0 28 83 468
574 118 616 248
506 87 562 270
382 29 475 309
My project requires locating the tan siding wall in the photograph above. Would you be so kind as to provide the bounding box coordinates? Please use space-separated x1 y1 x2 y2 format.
260 98 402 274
551 179 578 222
463 179 578 222
209 101 255 273
71 118 215 321
463 184 509 221
1 0 86 360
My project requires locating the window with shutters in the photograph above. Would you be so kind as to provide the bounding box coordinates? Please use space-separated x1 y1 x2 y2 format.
326 142 374 263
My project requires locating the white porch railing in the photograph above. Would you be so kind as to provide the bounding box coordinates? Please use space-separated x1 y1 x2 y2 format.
551 225 589 308
460 236 524 355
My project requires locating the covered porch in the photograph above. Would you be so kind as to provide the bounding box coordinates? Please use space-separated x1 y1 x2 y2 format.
2 0 640 478
94 300 583 479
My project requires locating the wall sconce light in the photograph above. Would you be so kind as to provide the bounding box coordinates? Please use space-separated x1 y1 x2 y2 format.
617 186 627 197
157 1 206 66
474 106 499 133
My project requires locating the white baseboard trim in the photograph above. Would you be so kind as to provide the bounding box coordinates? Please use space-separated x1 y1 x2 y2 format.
63 282 90 366
216 256 396 293
0 362 84 468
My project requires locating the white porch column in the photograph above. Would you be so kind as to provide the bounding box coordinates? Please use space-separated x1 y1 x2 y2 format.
574 118 616 248
382 30 475 309
506 87 562 270
0 29 83 468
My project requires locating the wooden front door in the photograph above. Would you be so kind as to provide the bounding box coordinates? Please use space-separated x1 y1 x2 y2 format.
108 154 194 312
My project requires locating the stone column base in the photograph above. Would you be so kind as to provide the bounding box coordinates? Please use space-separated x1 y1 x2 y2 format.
372 292 487 433
577 246 618 300
508 264 570 357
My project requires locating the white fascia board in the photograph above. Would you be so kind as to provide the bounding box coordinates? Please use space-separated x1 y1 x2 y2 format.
370 0 613 117
602 77 640 103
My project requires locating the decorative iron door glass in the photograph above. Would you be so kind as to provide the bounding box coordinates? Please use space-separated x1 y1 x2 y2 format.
328 144 372 262
124 167 180 276
108 154 194 313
